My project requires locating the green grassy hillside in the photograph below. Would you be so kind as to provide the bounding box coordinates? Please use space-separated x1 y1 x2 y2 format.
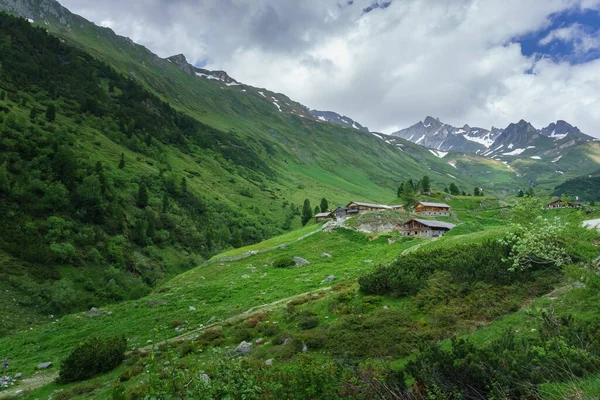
1 200 598 399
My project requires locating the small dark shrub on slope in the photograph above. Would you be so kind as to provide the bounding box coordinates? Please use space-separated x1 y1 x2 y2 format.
273 257 295 268
58 336 127 383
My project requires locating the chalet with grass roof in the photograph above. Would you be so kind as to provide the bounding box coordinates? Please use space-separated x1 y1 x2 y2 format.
399 219 456 237
414 201 451 216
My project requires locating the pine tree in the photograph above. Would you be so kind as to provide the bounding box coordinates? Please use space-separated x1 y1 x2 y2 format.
137 183 149 208
118 153 125 169
449 183 460 195
301 199 313 226
397 183 404 198
162 193 169 213
46 104 56 122
320 198 329 213
517 190 525 198
0 162 10 194
401 182 417 208
474 187 480 196
29 107 37 119
96 161 108 198
444 187 449 194
461 191 467 196
526 187 535 197
0 91 5 101
421 176 431 193
590 200 596 207
314 206 321 215
181 177 188 195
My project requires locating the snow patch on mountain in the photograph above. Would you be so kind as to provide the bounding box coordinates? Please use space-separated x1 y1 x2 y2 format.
428 149 448 158
503 148 526 156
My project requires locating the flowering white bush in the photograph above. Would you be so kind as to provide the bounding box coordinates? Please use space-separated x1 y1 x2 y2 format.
499 216 571 272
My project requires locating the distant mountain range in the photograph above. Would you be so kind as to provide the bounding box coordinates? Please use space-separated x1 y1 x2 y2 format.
391 116 595 160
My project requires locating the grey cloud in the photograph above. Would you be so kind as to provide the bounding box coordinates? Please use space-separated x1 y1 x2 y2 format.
59 0 600 137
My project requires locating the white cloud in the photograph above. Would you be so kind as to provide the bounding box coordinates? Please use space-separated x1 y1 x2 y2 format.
540 23 600 56
60 0 600 137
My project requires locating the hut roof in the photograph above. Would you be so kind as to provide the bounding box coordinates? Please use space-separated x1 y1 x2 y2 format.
411 219 456 229
347 201 392 209
315 212 332 218
416 201 451 208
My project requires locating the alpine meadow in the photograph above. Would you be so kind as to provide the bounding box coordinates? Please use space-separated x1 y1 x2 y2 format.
1 1 600 399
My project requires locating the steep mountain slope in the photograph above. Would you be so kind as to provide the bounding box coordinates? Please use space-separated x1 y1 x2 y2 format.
308 110 369 132
553 169 600 201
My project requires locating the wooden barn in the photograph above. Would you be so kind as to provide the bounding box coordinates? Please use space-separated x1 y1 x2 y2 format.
390 205 406 211
414 201 451 216
346 201 392 213
399 219 456 237
547 199 582 209
314 212 333 222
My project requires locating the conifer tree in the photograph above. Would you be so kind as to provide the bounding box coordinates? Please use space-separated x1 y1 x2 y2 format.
401 182 417 208
320 198 329 213
314 206 321 216
137 183 149 208
181 177 188 195
517 190 524 198
301 199 312 226
449 183 460 195
474 187 480 196
0 91 5 101
397 183 404 198
162 193 169 213
118 153 125 169
29 107 37 119
421 176 431 193
46 104 56 122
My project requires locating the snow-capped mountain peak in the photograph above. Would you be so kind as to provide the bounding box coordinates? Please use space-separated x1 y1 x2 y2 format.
392 117 594 161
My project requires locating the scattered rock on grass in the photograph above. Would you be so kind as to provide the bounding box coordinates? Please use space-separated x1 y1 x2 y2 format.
189 306 196 311
321 253 332 258
85 307 102 318
294 257 310 266
265 359 273 366
14 373 22 379
363 260 373 264
320 275 335 284
198 373 211 383
235 341 252 355
36 362 53 370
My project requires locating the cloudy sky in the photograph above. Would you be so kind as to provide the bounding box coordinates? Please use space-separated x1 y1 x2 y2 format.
60 0 600 136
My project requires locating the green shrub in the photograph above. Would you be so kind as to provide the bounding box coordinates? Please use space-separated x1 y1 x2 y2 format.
273 256 295 268
298 315 319 330
58 336 127 383
359 240 516 297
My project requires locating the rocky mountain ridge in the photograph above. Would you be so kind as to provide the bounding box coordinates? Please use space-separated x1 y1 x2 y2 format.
392 116 595 160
